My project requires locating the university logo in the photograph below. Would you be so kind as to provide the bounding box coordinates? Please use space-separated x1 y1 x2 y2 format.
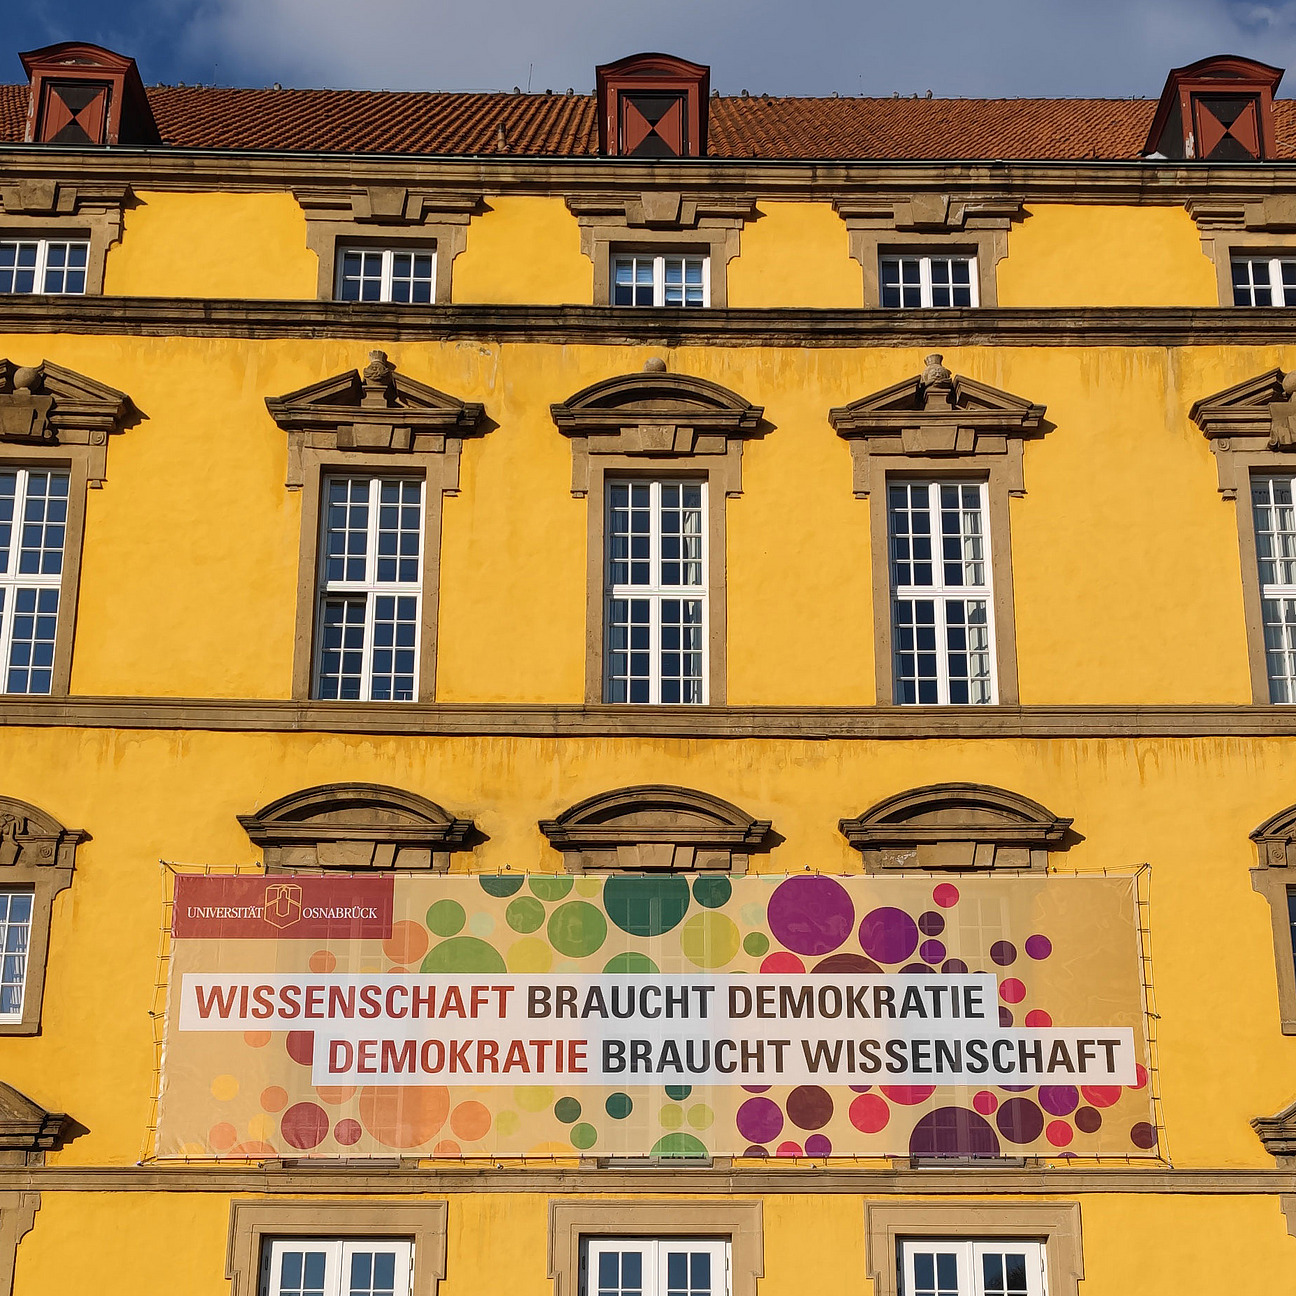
263 883 303 929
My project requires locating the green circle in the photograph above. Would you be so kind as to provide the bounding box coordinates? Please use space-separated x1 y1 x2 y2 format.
506 896 546 933
603 951 659 973
743 931 770 957
554 1096 582 1124
692 875 732 909
420 937 507 973
650 1132 708 1158
426 900 465 937
479 875 524 897
664 1084 692 1100
571 1122 598 1150
604 875 691 937
605 1093 634 1120
548 901 607 958
528 875 574 901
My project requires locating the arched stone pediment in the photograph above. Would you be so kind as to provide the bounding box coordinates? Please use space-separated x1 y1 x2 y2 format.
238 783 475 873
550 362 764 495
839 782 1072 872
539 785 772 873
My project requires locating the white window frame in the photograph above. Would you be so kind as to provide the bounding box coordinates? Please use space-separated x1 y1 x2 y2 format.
261 1238 414 1296
888 478 997 706
335 246 437 304
0 889 33 1025
1230 254 1296 306
898 1239 1047 1296
604 478 708 705
313 474 425 703
879 253 979 309
1250 472 1296 701
0 237 90 296
611 253 711 307
0 467 68 697
582 1238 730 1296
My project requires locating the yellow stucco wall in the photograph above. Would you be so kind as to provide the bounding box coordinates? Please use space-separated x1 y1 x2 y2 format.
726 202 860 308
453 196 592 304
0 333 1264 705
103 192 318 299
998 206 1220 307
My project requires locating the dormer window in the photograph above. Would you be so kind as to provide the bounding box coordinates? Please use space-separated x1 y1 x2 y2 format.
1144 55 1281 160
595 53 710 158
20 42 159 147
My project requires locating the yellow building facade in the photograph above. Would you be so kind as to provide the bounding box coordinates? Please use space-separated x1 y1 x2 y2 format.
0 40 1295 1296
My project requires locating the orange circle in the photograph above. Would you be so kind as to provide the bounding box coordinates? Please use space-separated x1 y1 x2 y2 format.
450 1101 492 1141
243 1031 271 1048
383 920 430 966
260 1086 289 1113
309 949 337 973
358 1085 450 1149
315 1085 359 1106
229 1140 278 1158
208 1122 238 1151
433 1140 461 1156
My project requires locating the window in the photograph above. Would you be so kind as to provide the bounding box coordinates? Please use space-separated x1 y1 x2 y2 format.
336 247 436 303
0 468 68 697
315 475 424 702
880 254 977 309
605 479 707 704
262 1239 413 1296
584 1240 728 1296
0 238 88 295
613 254 709 307
898 1241 1046 1296
889 480 996 705
1249 474 1296 701
1232 255 1296 306
0 891 31 1024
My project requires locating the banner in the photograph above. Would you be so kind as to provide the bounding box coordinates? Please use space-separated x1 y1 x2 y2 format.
157 872 1157 1159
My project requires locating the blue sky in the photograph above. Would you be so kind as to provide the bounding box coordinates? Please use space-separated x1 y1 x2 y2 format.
9 0 1296 98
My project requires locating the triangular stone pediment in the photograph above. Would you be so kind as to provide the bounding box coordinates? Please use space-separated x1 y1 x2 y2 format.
1188 366 1296 496
1254 1098 1296 1158
0 1082 71 1152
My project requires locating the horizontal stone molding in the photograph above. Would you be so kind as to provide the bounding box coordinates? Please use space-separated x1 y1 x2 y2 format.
0 1163 1292 1195
8 299 1296 346
3 698 1296 738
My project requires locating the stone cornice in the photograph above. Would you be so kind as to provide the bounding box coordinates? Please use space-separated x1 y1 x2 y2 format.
5 1162 1293 1195
2 697 1296 738
8 299 1296 346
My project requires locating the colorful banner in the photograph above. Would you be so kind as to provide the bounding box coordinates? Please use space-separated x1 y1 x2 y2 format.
157 872 1157 1160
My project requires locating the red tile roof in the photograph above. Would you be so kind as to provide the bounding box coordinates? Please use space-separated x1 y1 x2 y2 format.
1 80 1294 160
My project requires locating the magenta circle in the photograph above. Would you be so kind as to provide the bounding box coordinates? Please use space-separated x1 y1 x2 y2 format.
919 940 946 964
998 1007 1014 1026
804 1133 832 1156
859 907 921 963
741 1085 771 1093
941 958 969 974
996 1098 1045 1145
1024 934 1052 960
917 910 946 936
990 941 1017 966
767 876 855 956
1130 1122 1158 1149
736 1096 784 1144
932 883 960 908
909 1106 1001 1157
1038 1085 1079 1116
742 1144 768 1157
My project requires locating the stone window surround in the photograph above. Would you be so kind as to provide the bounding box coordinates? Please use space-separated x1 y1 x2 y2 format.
839 781 1074 873
0 1192 37 1296
864 1201 1083 1296
834 195 1024 308
265 351 488 703
1186 195 1296 305
226 1200 447 1296
294 186 482 304
0 358 133 698
0 180 127 296
829 354 1048 707
0 795 85 1037
1248 800 1296 1034
538 784 773 874
566 192 757 307
548 1200 762 1296
1189 365 1296 704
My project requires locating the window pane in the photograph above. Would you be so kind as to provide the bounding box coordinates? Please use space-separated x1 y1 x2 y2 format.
0 889 32 1019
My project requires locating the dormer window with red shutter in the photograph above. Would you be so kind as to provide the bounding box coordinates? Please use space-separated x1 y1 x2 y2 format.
20 42 159 147
595 53 710 158
1144 54 1282 161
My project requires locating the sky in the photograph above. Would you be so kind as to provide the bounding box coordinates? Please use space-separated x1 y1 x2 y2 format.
8 0 1296 99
